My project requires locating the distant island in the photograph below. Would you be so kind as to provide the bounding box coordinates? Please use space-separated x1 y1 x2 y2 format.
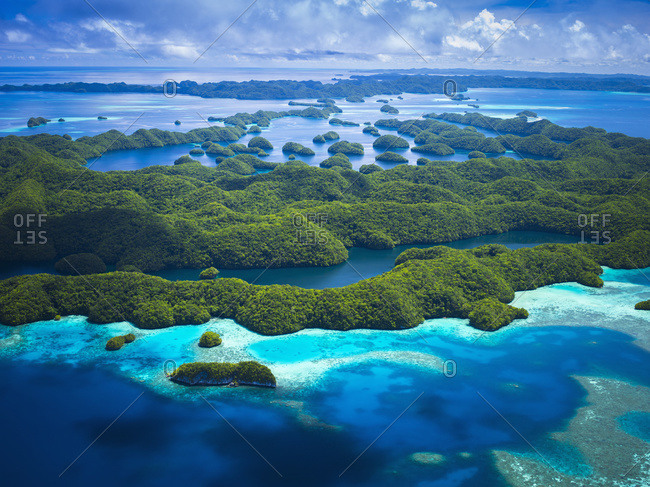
3 72 649 101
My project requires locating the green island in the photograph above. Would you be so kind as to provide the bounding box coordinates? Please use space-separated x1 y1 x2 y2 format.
27 117 50 128
198 330 222 347
170 361 276 388
380 104 399 114
329 118 360 127
282 142 315 156
375 151 408 164
635 300 650 310
363 126 380 137
327 140 364 155
105 333 136 351
313 131 340 143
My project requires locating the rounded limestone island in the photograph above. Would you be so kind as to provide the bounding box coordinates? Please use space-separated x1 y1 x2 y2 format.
174 120 181 125
373 134 409 150
635 300 650 310
380 104 399 114
363 126 380 137
170 361 277 388
320 153 352 170
248 136 273 151
312 131 340 143
345 95 365 103
328 140 364 156
189 148 205 156
27 117 51 128
58 118 65 122
375 151 408 164
516 110 538 118
200 267 219 279
282 142 315 156
468 150 486 159
105 333 136 351
97 116 108 120
198 331 222 348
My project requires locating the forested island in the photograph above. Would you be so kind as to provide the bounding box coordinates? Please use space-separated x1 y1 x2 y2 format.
3 71 650 100
170 361 276 388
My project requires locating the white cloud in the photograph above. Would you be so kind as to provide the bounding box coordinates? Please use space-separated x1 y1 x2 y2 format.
409 0 437 10
5 30 31 43
15 13 29 23
162 44 199 59
569 20 585 33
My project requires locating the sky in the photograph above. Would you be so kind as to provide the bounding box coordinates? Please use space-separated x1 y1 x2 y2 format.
1 0 649 74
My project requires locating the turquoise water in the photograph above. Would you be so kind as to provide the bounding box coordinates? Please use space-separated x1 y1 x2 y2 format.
0 268 648 486
618 411 650 442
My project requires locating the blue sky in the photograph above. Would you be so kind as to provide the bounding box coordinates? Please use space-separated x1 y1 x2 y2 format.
1 0 649 74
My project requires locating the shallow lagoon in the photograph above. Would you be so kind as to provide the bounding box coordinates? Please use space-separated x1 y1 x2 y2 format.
0 268 648 486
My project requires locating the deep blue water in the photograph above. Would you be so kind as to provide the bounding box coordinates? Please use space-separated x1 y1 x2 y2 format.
1 322 648 486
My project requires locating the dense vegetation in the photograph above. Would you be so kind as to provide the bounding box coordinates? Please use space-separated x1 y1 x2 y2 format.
198 330 222 348
1 110 648 277
380 105 399 114
282 142 315 156
376 152 408 164
1 233 647 334
328 141 364 155
105 332 136 351
635 300 650 310
199 267 219 279
170 361 276 387
1 105 649 338
54 253 106 275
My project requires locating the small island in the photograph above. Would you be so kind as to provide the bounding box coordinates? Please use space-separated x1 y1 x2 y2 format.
97 116 107 120
380 104 399 114
312 131 340 143
199 267 219 279
320 153 352 169
198 331 222 348
329 118 360 127
635 300 650 310
105 333 136 351
363 126 380 137
373 134 409 150
375 151 408 164
27 117 50 128
328 140 364 155
170 361 276 388
282 142 315 156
